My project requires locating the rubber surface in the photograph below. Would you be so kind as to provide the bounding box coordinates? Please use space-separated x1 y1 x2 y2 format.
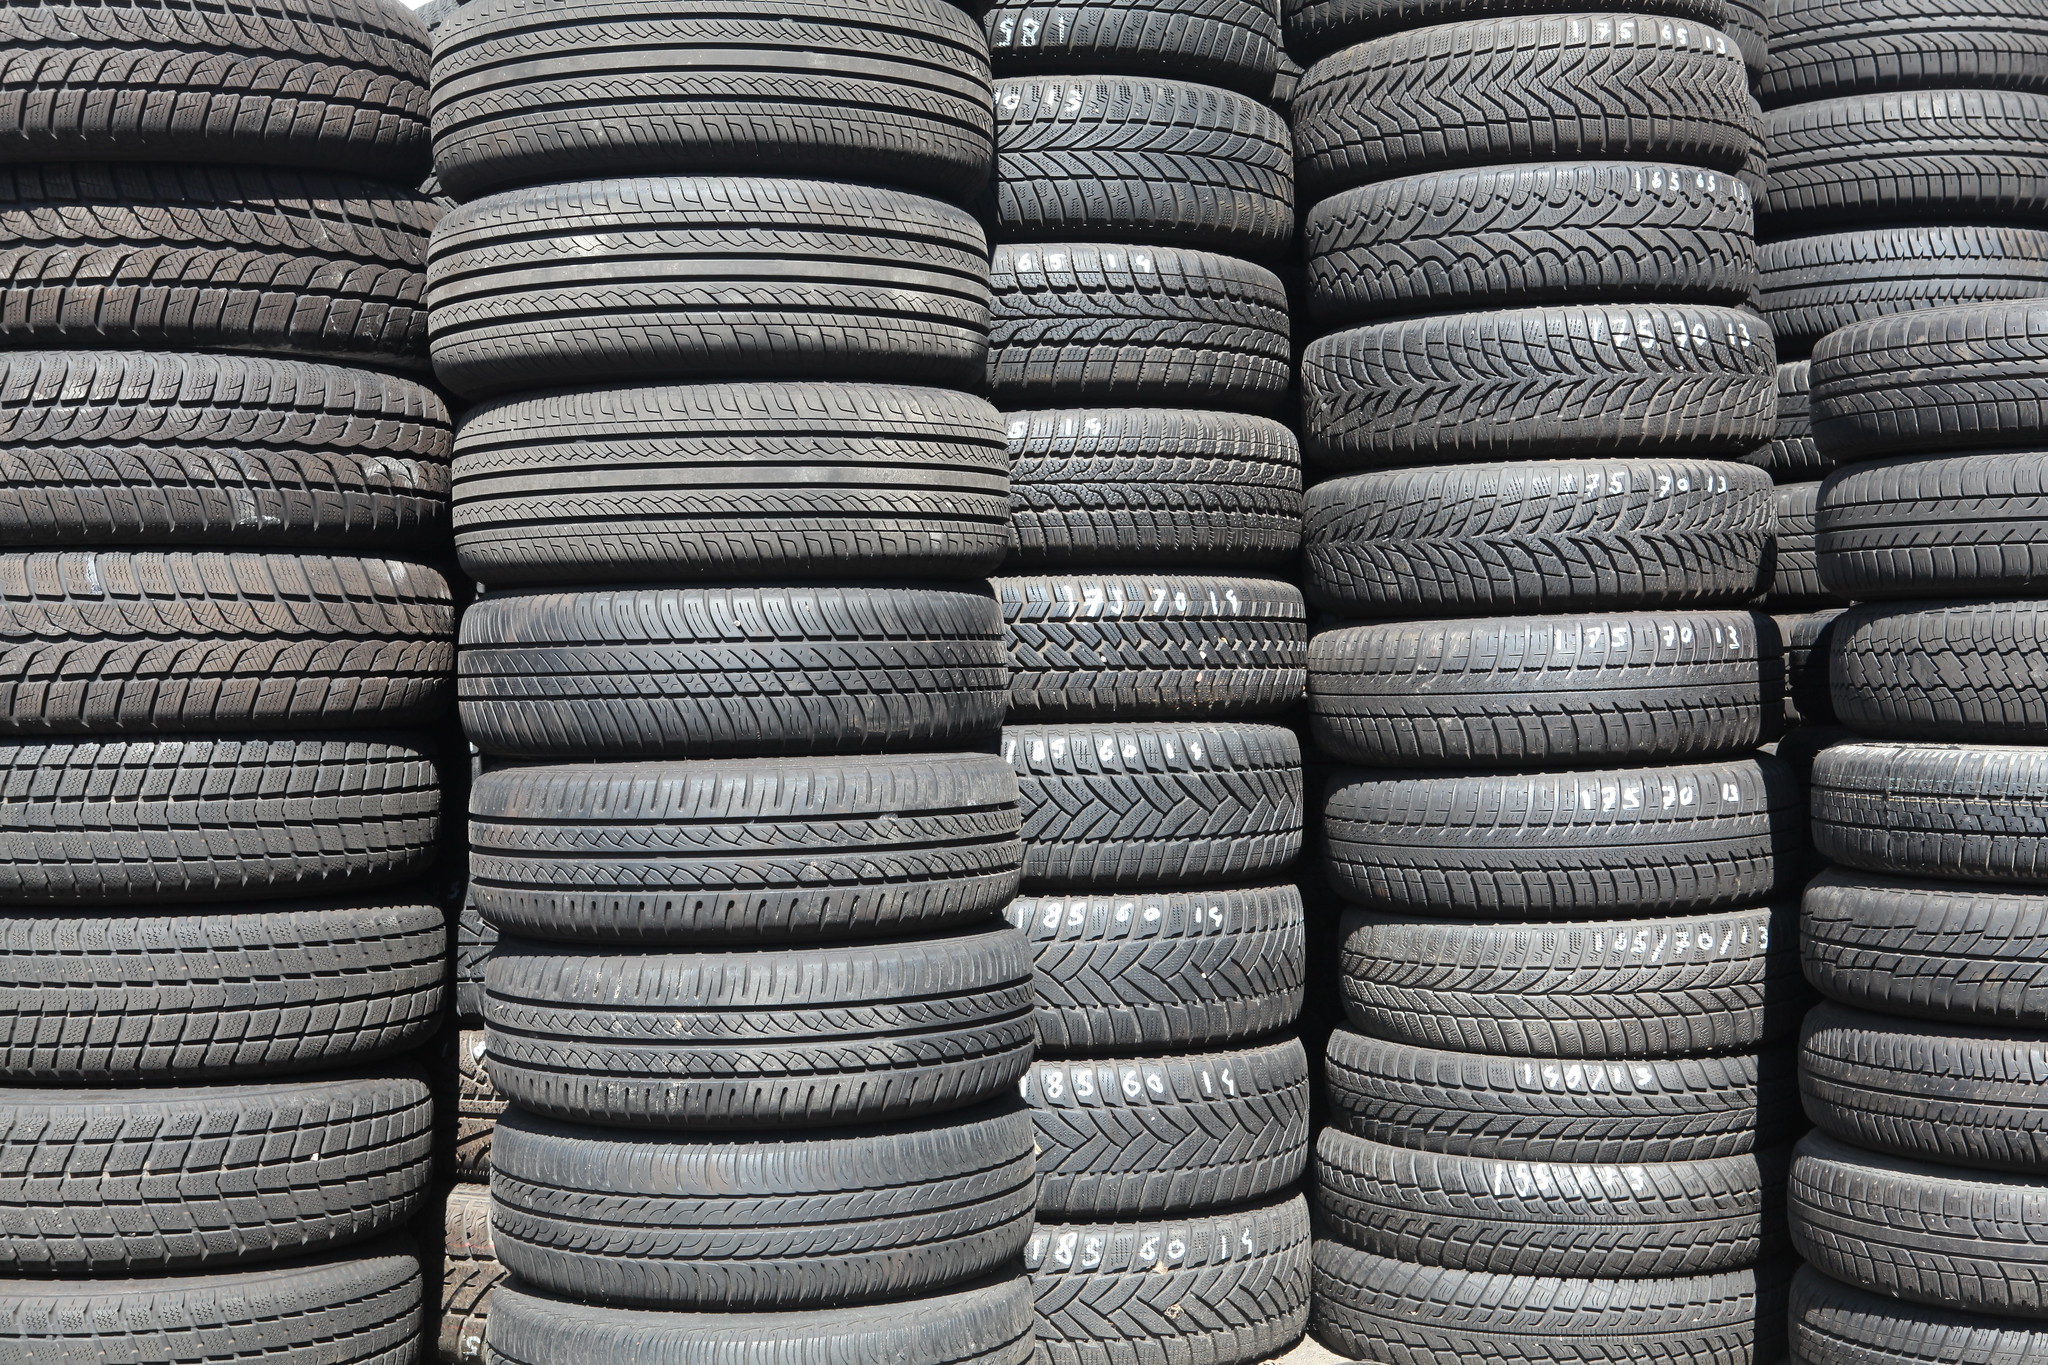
439 1184 498 1365
1809 300 2048 460
1760 226 2048 356
985 0 1282 91
1830 600 2048 742
1811 741 2048 884
447 1027 501 1181
1816 452 2048 600
1747 359 1829 481
1281 0 1726 61
1770 481 1835 606
1781 608 1842 728
1762 0 2048 106
1790 1262 2048 1365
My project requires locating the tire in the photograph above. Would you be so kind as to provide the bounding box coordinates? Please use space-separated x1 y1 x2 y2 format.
489 1102 1034 1309
1339 904 1801 1058
984 0 1282 93
0 352 450 552
0 0 430 177
986 242 1290 407
1005 722 1303 889
1281 0 1727 62
997 573 1306 720
0 1241 423 1365
1812 742 2048 885
454 892 491 1020
1761 0 2048 106
458 583 1007 760
1024 1038 1310 1217
451 383 1009 586
430 0 993 202
1304 459 1774 619
482 926 1034 1128
1803 866 2048 1027
446 1027 501 1182
1305 161 1758 327
1790 1262 2048 1365
0 1070 430 1273
440 1185 499 1365
1790 1130 2048 1318
471 753 1021 944
1781 609 1842 727
1770 482 1836 606
1800 1001 2048 1174
1309 610 1778 768
486 1277 1037 1365
1323 756 1805 919
1312 1244 1783 1365
991 77 1291 254
427 178 990 399
1029 1194 1310 1365
1722 0 1767 74
1006 882 1304 1052
1746 359 1830 481
1004 407 1302 569
0 896 444 1083
1316 1128 1783 1278
0 734 440 904
1809 300 2048 461
1765 90 2048 227
1831 601 2048 742
0 164 433 367
1300 305 1776 470
1816 453 2048 600
1292 14 1758 199
1325 1029 1801 1163
1760 226 2048 357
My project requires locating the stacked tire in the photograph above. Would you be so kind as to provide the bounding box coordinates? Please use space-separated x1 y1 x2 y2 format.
1289 3 1810 1360
1760 360 1850 754
979 5 1314 1361
0 2 456 1361
426 5 1042 1362
1793 299 2048 1364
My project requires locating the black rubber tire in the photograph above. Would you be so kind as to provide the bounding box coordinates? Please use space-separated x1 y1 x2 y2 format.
471 753 1021 945
1029 1194 1310 1365
458 583 1007 760
0 1070 430 1273
1005 722 1303 890
446 1027 501 1182
1281 0 1727 62
1323 756 1805 919
0 734 439 905
0 895 444 1083
489 1102 1034 1310
1770 482 1838 606
1812 741 2048 885
1781 608 1842 728
1809 301 2048 461
0 552 453 735
1764 90 2048 228
0 1240 424 1365
454 892 491 1021
1831 601 2048 742
1305 161 1758 327
1025 1037 1309 1217
451 382 1008 586
1790 1261 2048 1365
1800 1001 2048 1174
1303 459 1774 619
1006 882 1304 1052
439 1184 499 1365
985 0 1282 92
0 0 430 178
1312 1244 1783 1365
1270 49 1301 108
1746 359 1831 481
1325 1029 1801 1163
482 925 1034 1129
998 573 1306 720
1004 407 1302 569
426 177 990 399
1761 0 2048 106
486 1277 1037 1365
0 164 433 367
1722 0 1767 73
1815 452 2048 600
990 76 1292 254
1790 1130 2048 1318
1339 904 1801 1058
1316 1128 1784 1278
0 351 450 552
1300 305 1776 470
1760 226 2048 358
986 242 1290 408
1292 14 1758 199
430 0 993 202
1802 865 2048 1028
1309 610 1777 768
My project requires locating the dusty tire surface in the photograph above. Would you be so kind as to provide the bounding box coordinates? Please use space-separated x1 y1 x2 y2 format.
1809 300 2048 460
1811 741 2048 884
1816 452 2048 600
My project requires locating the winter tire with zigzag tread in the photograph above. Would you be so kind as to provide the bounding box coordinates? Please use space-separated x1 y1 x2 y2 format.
439 1185 498 1365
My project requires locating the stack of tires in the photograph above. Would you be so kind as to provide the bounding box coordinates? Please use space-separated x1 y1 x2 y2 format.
976 6 1314 1361
1289 3 1813 1361
1757 359 1848 761
0 1 456 1360
426 4 1045 1362
1793 299 2048 1365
